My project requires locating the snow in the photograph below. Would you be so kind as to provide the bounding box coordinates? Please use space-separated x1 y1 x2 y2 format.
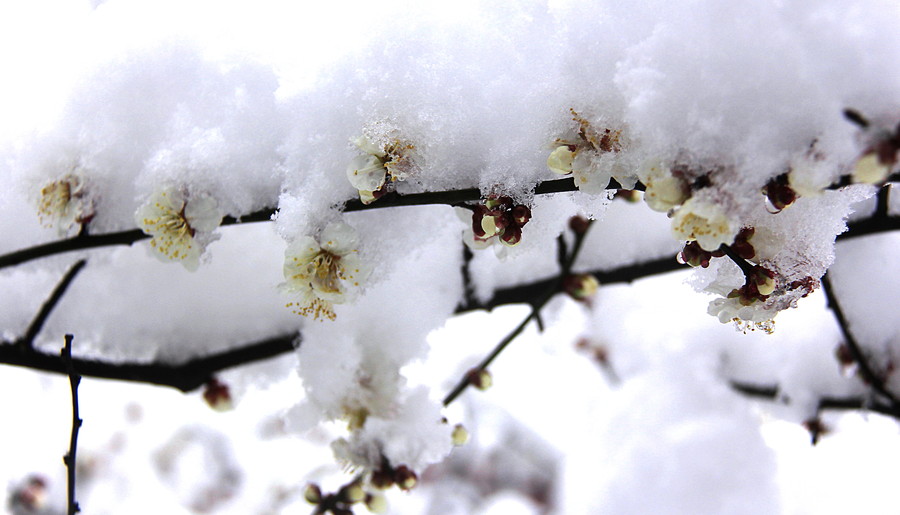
0 0 898 513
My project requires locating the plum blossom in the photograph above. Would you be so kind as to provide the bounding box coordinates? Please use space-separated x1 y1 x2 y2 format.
547 110 635 194
281 222 368 320
636 159 689 212
671 197 738 252
134 187 223 271
346 135 415 204
37 173 94 236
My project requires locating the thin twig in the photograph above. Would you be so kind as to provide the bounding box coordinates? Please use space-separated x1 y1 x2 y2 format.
17 260 87 350
442 220 594 406
0 332 298 392
61 334 82 514
821 273 900 415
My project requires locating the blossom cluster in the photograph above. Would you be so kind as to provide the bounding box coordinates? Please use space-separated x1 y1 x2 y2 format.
457 196 532 252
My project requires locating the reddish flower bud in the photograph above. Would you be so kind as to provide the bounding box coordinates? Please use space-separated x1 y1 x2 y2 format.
203 378 233 412
512 205 531 225
563 274 600 301
763 174 797 212
568 215 590 235
393 465 418 490
467 368 492 390
500 225 522 246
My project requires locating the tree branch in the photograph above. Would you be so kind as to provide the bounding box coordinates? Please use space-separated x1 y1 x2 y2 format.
0 333 298 392
61 334 82 514
16 260 87 350
729 379 900 420
820 273 900 414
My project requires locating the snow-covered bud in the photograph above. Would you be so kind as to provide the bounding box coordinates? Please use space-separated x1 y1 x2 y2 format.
304 483 322 504
467 368 492 390
548 145 576 175
678 241 719 268
563 274 600 301
393 465 418 491
451 424 470 446
366 493 388 513
763 174 797 212
202 378 233 412
730 227 756 260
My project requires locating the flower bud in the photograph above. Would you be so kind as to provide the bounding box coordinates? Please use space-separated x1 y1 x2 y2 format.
563 274 600 300
754 267 776 296
451 424 470 446
852 152 890 184
304 483 322 504
568 215 590 235
202 378 233 412
499 225 522 246
512 205 531 225
342 482 365 504
467 368 492 390
548 145 577 175
365 493 389 513
393 465 418 491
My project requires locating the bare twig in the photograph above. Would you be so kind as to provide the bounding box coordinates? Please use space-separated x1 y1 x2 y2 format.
61 334 82 514
16 260 87 350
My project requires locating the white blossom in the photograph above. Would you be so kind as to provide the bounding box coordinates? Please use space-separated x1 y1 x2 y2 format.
37 173 93 236
281 222 368 320
134 188 223 271
671 198 737 252
637 159 688 212
345 134 414 204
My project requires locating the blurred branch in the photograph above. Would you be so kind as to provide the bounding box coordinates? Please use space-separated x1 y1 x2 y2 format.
16 260 87 350
730 380 900 420
61 334 82 514
821 273 900 415
0 333 297 392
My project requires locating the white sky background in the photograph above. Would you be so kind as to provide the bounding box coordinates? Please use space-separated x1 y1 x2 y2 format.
1 0 899 514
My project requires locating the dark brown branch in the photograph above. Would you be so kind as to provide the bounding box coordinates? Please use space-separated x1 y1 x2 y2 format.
0 333 298 392
0 208 276 271
16 260 87 350
61 334 82 514
730 380 899 419
820 274 900 414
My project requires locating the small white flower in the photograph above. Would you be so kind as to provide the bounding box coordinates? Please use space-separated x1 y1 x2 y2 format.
134 188 223 271
346 134 414 204
282 222 369 321
671 198 737 252
37 173 93 236
708 296 775 333
637 159 688 212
